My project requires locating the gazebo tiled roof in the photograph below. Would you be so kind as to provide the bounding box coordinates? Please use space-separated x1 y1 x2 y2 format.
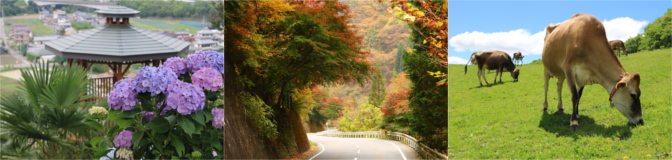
45 25 190 62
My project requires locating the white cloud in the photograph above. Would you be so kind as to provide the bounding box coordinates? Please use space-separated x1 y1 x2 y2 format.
449 29 546 56
603 17 648 41
449 17 648 56
448 56 469 64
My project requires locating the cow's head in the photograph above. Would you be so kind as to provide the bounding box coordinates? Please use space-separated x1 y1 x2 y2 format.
511 68 520 82
609 73 643 125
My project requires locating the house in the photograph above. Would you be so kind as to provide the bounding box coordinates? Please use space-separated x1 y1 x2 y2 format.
39 11 51 20
210 29 222 41
12 27 33 43
13 23 27 28
195 29 214 41
33 35 60 46
58 22 72 29
73 11 87 18
43 19 57 26
53 10 67 19
64 28 77 36
161 31 178 38
174 31 190 38
193 39 220 51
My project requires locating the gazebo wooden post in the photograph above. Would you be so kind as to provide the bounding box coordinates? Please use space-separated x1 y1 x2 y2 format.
67 59 73 67
152 60 160 67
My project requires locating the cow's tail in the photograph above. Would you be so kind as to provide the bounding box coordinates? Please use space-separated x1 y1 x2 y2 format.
465 53 474 75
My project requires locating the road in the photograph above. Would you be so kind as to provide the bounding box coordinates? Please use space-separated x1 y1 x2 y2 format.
0 16 32 69
307 133 417 160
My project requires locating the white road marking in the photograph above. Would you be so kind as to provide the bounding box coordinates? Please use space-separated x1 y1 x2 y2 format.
309 141 325 160
384 141 408 160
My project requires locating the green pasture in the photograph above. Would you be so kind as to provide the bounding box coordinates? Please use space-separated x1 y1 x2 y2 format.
13 19 55 36
0 75 20 95
130 19 202 35
448 48 671 159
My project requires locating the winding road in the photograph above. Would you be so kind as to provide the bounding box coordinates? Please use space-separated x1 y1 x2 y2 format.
307 133 417 160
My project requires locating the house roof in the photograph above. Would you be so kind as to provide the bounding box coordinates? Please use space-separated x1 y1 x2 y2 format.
197 29 214 34
174 31 189 35
33 35 60 42
45 25 190 62
13 27 32 32
194 39 215 45
54 10 66 14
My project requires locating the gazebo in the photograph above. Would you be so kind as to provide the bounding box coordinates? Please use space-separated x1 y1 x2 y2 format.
45 6 191 97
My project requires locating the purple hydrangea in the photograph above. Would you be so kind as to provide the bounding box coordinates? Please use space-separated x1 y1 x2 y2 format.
186 51 224 74
212 108 224 129
163 57 188 76
114 130 134 148
108 79 138 111
192 67 223 91
141 111 155 123
133 66 178 96
165 81 206 115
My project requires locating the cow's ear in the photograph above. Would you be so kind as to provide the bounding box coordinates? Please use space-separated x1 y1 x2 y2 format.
616 76 629 90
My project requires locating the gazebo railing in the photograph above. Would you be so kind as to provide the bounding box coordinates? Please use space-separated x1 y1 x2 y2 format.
89 76 113 99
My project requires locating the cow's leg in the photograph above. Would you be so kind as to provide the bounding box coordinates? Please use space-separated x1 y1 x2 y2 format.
543 72 550 112
565 71 580 131
477 68 484 86
482 69 490 85
493 69 499 83
556 76 565 113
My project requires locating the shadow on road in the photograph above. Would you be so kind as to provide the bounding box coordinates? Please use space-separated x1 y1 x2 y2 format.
538 111 634 140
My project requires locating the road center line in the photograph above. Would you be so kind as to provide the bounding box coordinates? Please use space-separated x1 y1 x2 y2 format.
384 141 408 160
309 141 325 160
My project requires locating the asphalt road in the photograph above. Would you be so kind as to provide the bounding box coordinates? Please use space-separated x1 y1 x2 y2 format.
307 133 417 160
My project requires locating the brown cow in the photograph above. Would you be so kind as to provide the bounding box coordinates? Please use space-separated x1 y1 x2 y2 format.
542 14 643 131
464 50 520 86
513 51 524 66
609 40 628 57
470 56 478 65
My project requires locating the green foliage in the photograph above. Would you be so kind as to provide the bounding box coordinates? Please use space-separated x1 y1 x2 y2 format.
0 0 39 17
394 43 406 73
368 71 386 107
239 91 278 140
641 9 672 50
90 64 107 74
0 62 95 159
71 22 94 31
449 49 672 159
624 33 643 54
339 103 384 132
25 52 40 62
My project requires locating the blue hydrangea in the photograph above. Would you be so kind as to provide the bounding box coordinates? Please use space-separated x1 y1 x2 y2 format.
166 81 205 115
211 108 224 129
114 130 134 148
192 67 223 91
133 66 178 96
186 51 224 74
108 79 138 111
163 57 188 76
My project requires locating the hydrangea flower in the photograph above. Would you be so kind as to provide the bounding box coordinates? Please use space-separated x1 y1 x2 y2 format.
116 147 134 160
133 66 178 96
163 57 188 76
141 111 155 123
212 151 217 157
166 81 205 115
186 51 223 74
88 106 108 115
191 151 202 158
192 67 223 91
212 108 224 129
114 130 134 148
108 79 138 111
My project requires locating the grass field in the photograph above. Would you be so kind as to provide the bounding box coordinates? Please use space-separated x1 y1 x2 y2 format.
448 48 671 159
131 19 203 35
0 75 20 95
13 19 55 37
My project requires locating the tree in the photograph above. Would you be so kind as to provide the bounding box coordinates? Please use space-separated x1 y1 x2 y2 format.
624 33 643 54
381 0 448 153
339 103 384 132
0 62 96 159
368 71 386 108
641 9 672 50
71 22 94 31
393 43 406 73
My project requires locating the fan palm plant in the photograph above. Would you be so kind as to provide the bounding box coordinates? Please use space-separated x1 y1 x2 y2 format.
0 62 96 159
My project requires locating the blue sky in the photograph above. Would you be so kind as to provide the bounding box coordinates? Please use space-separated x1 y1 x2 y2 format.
448 1 671 64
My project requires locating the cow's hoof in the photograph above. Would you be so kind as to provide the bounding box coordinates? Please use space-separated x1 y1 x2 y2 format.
557 108 564 114
543 108 548 112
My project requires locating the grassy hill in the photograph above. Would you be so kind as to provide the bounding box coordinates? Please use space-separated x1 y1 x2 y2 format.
448 48 671 159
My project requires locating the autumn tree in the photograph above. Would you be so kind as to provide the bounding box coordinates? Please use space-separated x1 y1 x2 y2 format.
381 0 448 153
225 0 371 158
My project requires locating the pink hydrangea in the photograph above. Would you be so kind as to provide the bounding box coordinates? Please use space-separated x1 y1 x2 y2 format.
192 67 223 91
211 108 224 129
163 57 188 76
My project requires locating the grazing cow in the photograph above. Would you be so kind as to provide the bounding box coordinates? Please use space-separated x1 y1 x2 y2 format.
513 51 524 66
609 40 628 57
542 14 643 131
464 50 520 86
470 56 478 65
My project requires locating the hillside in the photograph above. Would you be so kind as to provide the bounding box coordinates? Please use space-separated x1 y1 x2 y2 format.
448 49 671 159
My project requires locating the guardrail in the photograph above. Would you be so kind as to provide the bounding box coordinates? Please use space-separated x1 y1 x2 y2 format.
319 130 448 159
